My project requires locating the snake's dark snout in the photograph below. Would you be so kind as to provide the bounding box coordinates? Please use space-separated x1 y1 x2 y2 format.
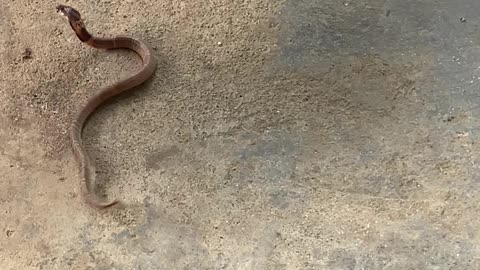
56 5 69 17
56 4 65 12
56 4 82 21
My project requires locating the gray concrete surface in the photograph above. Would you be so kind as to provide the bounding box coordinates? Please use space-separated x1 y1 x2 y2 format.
1 0 480 269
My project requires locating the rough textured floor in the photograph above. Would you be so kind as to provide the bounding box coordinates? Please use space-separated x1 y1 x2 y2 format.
2 0 480 269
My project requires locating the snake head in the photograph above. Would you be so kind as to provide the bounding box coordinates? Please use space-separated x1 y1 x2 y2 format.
56 4 81 22
56 4 91 42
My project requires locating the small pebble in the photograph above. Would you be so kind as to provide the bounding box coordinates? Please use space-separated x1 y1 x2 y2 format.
6 230 14 237
22 48 32 59
460 17 466 23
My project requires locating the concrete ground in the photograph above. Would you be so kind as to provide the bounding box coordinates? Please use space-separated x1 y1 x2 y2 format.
1 0 480 269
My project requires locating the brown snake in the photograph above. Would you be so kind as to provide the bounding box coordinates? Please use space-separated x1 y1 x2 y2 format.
56 5 157 208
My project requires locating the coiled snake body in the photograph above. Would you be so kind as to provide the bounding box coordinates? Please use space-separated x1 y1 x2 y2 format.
56 5 157 208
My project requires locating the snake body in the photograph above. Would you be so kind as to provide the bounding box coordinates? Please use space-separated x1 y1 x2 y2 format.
57 5 157 208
